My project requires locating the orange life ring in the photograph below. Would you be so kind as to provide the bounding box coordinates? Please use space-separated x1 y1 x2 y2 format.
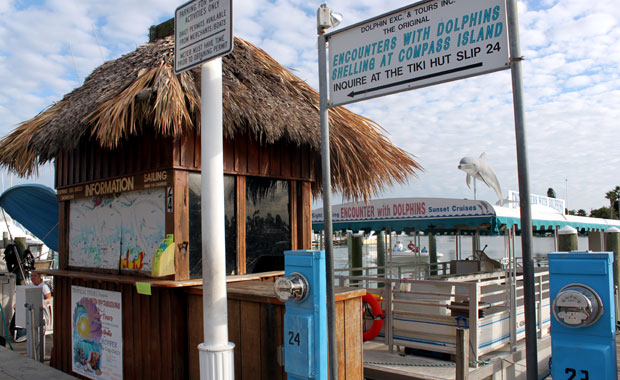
362 292 383 342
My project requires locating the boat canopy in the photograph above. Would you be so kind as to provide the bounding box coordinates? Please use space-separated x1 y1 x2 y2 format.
0 184 58 251
312 197 620 235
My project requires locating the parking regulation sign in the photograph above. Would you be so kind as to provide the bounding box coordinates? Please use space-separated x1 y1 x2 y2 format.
326 0 509 106
175 0 233 74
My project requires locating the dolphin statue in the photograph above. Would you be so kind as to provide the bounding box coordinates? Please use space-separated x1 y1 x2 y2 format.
458 153 510 206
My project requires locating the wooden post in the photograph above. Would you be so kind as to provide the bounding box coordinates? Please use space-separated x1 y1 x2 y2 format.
429 233 438 276
456 327 469 380
605 227 620 323
377 230 385 288
14 237 27 257
558 225 578 251
347 231 353 265
351 234 363 286
468 283 479 364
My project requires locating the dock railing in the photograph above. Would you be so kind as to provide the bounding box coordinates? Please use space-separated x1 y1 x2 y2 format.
334 260 453 288
333 266 550 366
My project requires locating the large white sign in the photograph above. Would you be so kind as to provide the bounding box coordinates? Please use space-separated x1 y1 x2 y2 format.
508 190 566 214
71 286 123 380
327 0 509 106
175 0 233 73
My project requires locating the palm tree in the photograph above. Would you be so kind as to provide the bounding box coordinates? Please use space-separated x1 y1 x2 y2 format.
605 186 620 219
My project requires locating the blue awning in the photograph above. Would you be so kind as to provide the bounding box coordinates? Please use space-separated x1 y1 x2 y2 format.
0 184 58 251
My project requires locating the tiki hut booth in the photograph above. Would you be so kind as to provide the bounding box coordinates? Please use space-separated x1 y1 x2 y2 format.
0 23 420 380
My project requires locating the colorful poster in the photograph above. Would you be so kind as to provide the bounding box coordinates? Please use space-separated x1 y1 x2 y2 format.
69 188 165 271
71 286 123 380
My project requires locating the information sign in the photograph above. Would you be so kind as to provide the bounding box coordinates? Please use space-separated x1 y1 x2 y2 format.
327 0 509 106
175 0 233 74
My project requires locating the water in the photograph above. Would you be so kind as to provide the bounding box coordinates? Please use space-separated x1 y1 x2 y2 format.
332 235 590 269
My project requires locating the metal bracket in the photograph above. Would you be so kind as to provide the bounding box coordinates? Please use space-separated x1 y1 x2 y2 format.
277 345 284 366
456 315 469 329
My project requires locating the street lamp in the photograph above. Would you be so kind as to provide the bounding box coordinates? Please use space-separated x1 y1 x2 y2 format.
317 4 342 34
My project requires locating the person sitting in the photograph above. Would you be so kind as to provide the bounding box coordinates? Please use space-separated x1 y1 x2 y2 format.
30 272 52 300
421 246 428 253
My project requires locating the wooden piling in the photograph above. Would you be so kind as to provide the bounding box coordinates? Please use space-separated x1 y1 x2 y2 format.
558 226 578 251
377 231 385 288
351 234 363 286
606 227 620 323
14 237 27 257
429 233 438 276
456 327 469 380
347 231 353 266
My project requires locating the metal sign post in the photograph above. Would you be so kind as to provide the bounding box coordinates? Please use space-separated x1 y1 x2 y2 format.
506 0 537 377
319 0 538 377
318 28 339 380
175 1 234 379
317 4 344 379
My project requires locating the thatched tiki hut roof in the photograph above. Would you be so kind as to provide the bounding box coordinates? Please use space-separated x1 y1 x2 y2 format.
0 33 421 200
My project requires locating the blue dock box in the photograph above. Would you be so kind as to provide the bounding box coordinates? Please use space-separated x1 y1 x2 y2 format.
549 252 617 380
275 250 327 380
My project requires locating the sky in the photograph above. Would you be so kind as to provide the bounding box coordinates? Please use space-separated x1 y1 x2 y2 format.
0 0 618 213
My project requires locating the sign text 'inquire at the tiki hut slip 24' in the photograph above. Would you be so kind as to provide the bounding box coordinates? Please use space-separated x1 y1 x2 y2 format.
326 0 509 106
174 0 233 73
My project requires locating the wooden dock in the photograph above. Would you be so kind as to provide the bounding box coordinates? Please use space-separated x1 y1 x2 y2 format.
0 336 76 379
4 326 620 379
363 336 552 380
364 334 620 379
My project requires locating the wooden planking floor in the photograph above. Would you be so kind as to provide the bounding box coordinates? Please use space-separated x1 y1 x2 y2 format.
0 335 77 380
363 336 553 380
364 335 620 380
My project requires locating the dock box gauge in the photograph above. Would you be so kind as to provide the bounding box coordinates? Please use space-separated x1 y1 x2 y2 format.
549 252 617 380
275 250 327 380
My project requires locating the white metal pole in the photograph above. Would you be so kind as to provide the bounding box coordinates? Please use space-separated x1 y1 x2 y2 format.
198 58 235 380
473 178 477 200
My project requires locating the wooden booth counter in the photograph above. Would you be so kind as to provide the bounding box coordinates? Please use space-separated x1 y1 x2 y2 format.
41 270 364 380
186 281 366 380
41 269 201 380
